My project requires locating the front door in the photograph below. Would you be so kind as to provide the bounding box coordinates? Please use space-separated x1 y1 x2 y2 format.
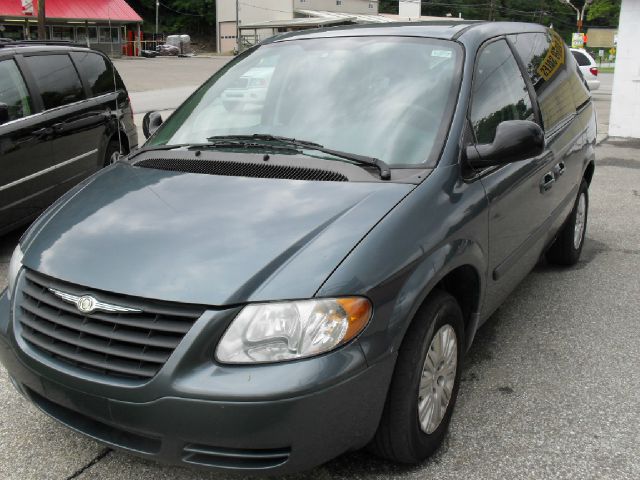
0 57 49 231
468 39 558 317
17 53 104 210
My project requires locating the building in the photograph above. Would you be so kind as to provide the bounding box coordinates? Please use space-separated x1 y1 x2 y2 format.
0 0 143 56
216 0 463 53
609 0 640 138
585 27 617 49
216 0 293 53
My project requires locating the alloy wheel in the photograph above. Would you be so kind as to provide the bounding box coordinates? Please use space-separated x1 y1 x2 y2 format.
574 192 587 249
418 324 458 434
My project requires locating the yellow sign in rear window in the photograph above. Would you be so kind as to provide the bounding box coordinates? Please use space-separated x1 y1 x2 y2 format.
537 31 565 81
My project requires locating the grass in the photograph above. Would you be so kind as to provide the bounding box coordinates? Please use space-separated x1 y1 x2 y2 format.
599 66 615 74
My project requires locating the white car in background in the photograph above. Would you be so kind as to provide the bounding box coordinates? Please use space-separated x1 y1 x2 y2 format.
221 65 275 112
571 48 600 91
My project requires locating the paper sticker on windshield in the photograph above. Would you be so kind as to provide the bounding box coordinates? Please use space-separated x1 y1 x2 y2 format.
431 50 453 59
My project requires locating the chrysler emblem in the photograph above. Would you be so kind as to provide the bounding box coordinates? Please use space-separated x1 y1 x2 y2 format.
76 295 97 314
48 288 142 314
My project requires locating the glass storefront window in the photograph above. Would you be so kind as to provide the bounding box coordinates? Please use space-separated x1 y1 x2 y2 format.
51 26 74 40
76 27 98 43
99 27 120 43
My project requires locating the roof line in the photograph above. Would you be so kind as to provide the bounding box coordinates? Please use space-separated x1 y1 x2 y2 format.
451 21 487 40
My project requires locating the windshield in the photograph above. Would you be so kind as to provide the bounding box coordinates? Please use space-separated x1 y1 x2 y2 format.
148 36 462 166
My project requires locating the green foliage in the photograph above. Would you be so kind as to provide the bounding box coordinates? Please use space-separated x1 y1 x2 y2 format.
128 0 216 39
587 0 621 24
378 0 398 14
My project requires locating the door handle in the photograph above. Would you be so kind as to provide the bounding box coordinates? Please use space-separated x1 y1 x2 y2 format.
540 172 556 192
554 161 566 177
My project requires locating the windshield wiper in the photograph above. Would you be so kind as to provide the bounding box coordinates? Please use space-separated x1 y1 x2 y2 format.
206 134 391 180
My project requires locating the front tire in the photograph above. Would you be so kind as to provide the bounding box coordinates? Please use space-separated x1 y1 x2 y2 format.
546 180 589 266
371 290 464 464
103 140 121 167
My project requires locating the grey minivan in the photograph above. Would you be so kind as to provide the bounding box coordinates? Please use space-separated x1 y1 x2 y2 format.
0 22 595 474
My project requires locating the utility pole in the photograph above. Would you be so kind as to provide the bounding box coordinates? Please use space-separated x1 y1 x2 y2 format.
562 0 594 32
488 0 495 22
235 0 240 53
37 0 45 40
155 1 159 35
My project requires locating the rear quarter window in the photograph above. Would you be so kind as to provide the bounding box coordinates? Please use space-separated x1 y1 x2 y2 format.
571 50 591 66
509 30 590 133
23 54 84 110
71 51 116 97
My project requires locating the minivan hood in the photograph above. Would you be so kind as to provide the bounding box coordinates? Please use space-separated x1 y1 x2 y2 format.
22 163 413 305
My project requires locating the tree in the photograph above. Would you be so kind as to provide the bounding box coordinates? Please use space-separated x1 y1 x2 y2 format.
128 0 216 40
586 0 620 23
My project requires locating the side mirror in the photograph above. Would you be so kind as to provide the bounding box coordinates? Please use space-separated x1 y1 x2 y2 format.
142 111 163 139
465 120 544 169
0 103 9 125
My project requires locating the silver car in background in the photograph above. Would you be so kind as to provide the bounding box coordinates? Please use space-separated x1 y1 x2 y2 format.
571 48 601 91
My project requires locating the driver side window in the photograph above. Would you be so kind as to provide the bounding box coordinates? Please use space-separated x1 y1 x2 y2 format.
470 39 534 144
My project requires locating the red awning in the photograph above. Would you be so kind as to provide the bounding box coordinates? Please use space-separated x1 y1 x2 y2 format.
0 0 142 22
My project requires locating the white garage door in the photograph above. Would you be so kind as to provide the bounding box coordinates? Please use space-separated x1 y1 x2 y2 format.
219 21 237 53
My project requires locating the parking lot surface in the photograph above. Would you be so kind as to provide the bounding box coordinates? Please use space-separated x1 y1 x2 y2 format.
0 60 637 479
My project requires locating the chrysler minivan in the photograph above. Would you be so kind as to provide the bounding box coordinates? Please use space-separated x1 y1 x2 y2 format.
0 22 595 474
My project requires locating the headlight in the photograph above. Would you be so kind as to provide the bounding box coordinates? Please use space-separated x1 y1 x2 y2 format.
216 297 372 364
7 244 24 299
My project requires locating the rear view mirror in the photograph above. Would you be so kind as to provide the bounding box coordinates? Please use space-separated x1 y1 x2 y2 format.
466 120 545 169
0 103 9 125
142 111 163 139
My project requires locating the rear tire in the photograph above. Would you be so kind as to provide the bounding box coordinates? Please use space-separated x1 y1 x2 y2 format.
546 180 589 266
371 290 464 464
103 140 121 167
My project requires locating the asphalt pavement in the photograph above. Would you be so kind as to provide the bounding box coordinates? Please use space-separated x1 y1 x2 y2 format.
0 62 638 479
114 56 231 143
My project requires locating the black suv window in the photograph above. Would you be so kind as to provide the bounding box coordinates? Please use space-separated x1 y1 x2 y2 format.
71 51 115 97
571 50 591 66
470 39 534 144
509 31 590 132
24 54 84 110
0 59 32 122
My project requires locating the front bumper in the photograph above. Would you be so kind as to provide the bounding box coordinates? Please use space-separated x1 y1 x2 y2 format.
0 289 395 474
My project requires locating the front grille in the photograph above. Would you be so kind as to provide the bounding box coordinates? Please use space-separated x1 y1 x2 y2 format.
17 270 204 381
134 158 348 182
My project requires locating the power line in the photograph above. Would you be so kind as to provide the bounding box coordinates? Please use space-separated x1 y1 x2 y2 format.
158 2 204 17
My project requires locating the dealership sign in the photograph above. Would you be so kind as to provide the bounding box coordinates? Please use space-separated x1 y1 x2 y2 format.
572 32 584 48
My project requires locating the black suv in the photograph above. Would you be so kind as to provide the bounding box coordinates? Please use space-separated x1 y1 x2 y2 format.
0 41 137 235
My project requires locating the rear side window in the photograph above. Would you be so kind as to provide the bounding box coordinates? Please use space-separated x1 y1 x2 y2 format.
509 31 589 132
470 39 534 144
571 50 591 66
0 59 32 122
24 54 84 110
71 51 115 97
